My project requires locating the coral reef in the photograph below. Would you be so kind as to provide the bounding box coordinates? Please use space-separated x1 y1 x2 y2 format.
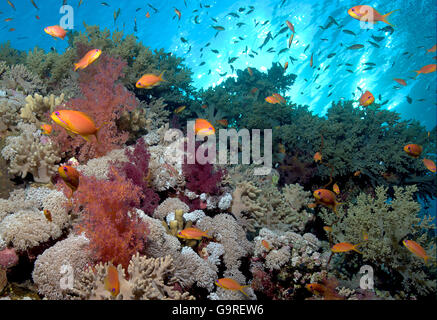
1 123 61 183
0 89 26 134
0 63 43 95
20 93 65 126
70 253 194 300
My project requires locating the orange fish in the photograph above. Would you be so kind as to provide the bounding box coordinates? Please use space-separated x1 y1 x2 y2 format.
136 71 165 89
285 20 295 33
215 278 250 297
265 95 279 104
74 49 102 71
201 104 208 109
310 53 313 67
195 118 215 136
247 67 253 76
146 12 150 18
9 28 15 32
40 124 52 135
272 93 285 104
177 227 212 240
313 189 342 214
174 8 181 21
288 33 294 48
323 226 333 233
277 143 286 154
261 240 271 250
427 44 436 54
412 64 436 78
423 158 436 173
44 25 67 40
362 231 369 241
174 105 186 114
359 90 375 107
4 18 13 22
347 6 398 27
51 110 102 142
403 144 423 158
104 264 120 297
250 87 258 94
307 203 317 209
331 242 362 254
36 15 40 20
284 61 288 71
403 240 431 264
393 78 406 86
313 151 322 163
58 165 80 196
217 119 228 126
332 183 340 195
306 283 327 296
43 209 52 222
354 170 361 176
7 0 15 11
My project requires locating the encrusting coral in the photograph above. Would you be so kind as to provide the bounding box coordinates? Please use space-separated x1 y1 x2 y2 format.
1 123 61 183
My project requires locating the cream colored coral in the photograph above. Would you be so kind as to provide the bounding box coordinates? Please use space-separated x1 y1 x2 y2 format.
32 235 91 300
72 253 194 300
1 123 61 183
76 148 127 180
153 197 189 220
20 93 64 125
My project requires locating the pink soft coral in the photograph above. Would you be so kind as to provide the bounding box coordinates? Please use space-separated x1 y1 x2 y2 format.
52 53 137 162
70 167 148 270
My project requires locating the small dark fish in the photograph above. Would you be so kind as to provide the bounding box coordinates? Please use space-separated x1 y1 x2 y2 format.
248 54 254 58
347 44 364 50
238 36 244 40
402 51 409 55
363 66 374 71
236 22 246 28
17 36 28 40
204 4 211 8
254 20 260 27
328 84 333 88
194 15 200 24
114 8 121 24
147 3 158 13
417 98 425 102
324 65 330 71
180 37 188 43
304 44 310 53
378 94 382 100
259 31 272 49
212 25 225 31
199 61 206 66
246 9 254 14
378 26 394 35
211 49 219 54
205 42 211 47
219 72 227 76
320 38 329 41
187 46 191 53
211 17 218 23
238 7 245 12
316 85 321 89
31 0 39 10
276 26 288 37
327 92 333 97
252 49 258 55
192 9 198 13
380 100 389 106
371 35 385 42
368 41 380 48
346 69 354 73
208 69 211 74
228 57 238 63
342 29 356 36
134 17 137 32
327 53 336 58
345 63 353 66
278 48 288 55
231 65 235 73
226 12 239 18
267 47 275 53
261 20 270 25
101 2 110 6
365 62 376 66
406 96 412 104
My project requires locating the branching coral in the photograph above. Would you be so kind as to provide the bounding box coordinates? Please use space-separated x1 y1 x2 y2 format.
1 123 61 183
0 63 43 95
320 185 436 296
20 93 65 125
52 54 137 162
71 253 195 300
70 167 148 270
0 89 26 133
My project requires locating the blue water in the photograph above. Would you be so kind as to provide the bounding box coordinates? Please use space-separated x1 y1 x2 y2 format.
1 0 436 128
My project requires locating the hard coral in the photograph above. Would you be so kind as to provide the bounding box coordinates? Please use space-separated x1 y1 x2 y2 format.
52 54 137 162
70 167 148 270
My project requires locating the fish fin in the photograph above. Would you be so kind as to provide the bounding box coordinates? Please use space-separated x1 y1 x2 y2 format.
74 63 79 72
240 287 250 297
81 135 91 142
159 70 166 81
204 230 213 238
382 10 399 27
353 245 362 254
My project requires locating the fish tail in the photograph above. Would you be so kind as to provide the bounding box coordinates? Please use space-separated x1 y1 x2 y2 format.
382 9 399 27
74 63 79 72
353 244 363 254
412 70 420 78
240 287 250 297
159 70 166 81
204 230 213 238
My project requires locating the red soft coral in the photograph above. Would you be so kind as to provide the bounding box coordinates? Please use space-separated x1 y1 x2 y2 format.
69 167 148 270
52 53 137 162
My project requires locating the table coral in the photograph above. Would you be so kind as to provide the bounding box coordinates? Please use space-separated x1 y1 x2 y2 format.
1 123 61 183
